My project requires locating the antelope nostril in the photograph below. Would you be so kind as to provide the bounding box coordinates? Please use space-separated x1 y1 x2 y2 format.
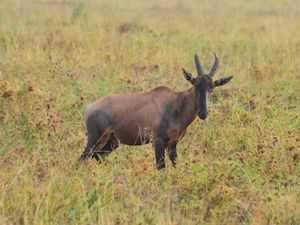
198 112 208 120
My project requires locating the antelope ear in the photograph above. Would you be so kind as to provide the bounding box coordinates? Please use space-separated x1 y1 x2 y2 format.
214 76 233 87
182 68 195 84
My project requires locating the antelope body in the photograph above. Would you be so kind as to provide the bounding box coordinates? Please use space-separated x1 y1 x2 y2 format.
80 53 233 169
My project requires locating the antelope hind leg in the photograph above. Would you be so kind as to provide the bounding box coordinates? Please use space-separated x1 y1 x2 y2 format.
93 134 119 161
79 132 111 161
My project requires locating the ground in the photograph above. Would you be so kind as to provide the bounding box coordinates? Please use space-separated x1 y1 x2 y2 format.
0 0 299 224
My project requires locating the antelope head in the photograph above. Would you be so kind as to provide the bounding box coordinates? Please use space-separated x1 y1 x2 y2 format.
182 52 233 120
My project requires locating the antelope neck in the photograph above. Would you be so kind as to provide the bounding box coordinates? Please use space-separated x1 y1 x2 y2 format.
177 87 198 126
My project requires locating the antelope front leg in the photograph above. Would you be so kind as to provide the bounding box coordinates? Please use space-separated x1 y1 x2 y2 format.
154 139 166 170
168 143 178 167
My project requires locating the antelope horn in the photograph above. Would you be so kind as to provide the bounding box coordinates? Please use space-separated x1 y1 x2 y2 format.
194 52 204 76
208 52 219 78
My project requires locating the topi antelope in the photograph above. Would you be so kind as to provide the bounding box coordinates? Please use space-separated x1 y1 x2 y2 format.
80 53 233 169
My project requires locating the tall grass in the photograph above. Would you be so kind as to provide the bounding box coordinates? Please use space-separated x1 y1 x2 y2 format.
0 0 299 224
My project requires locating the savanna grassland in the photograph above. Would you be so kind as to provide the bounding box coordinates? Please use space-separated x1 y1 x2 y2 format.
0 0 299 224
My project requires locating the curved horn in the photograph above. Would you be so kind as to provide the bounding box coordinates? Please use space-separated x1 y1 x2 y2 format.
194 52 204 76
208 52 219 78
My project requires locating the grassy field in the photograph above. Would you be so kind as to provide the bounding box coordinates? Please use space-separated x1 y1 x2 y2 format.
0 0 299 224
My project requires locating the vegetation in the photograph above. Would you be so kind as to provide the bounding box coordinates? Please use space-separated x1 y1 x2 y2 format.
0 0 299 224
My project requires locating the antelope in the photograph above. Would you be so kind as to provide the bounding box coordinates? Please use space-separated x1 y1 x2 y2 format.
80 53 233 169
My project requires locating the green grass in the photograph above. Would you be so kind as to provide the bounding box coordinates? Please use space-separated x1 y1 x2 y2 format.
0 0 299 224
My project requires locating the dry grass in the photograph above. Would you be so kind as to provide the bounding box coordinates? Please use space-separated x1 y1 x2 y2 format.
0 0 300 224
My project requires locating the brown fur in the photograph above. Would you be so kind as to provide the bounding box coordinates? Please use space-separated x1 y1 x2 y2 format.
85 86 197 146
79 53 233 169
80 86 198 169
